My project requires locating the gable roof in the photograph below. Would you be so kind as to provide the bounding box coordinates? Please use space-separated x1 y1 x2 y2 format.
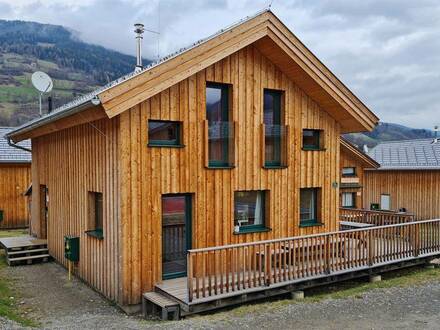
0 127 31 163
340 137 379 169
368 138 440 170
7 9 378 143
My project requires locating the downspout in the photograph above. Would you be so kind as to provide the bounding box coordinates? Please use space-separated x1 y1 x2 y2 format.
7 136 31 153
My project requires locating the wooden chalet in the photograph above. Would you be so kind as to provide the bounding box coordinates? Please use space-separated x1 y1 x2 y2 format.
364 138 440 220
339 138 379 209
6 10 440 319
0 127 31 229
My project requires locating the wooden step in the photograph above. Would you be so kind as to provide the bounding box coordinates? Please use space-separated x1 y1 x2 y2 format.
142 292 180 320
8 254 50 262
7 248 48 256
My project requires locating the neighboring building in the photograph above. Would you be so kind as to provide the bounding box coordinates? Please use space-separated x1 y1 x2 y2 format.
365 138 440 220
6 10 378 310
0 127 31 229
339 138 379 208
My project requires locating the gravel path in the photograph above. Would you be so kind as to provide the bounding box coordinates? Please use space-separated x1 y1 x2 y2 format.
1 262 439 329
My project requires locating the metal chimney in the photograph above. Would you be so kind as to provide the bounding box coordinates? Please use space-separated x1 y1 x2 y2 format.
134 23 145 72
363 144 369 153
433 126 439 144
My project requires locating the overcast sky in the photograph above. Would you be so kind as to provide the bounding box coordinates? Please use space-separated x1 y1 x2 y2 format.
0 0 439 129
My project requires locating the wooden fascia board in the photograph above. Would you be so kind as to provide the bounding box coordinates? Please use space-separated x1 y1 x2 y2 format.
100 24 270 118
265 24 377 132
11 105 107 142
340 139 379 168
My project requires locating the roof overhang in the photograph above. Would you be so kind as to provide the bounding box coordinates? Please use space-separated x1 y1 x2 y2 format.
340 137 380 169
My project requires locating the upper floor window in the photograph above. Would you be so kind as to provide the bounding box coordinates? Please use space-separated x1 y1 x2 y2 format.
302 129 323 151
148 120 182 147
206 82 234 168
342 167 356 176
263 89 287 168
300 188 322 227
234 190 268 233
342 192 356 208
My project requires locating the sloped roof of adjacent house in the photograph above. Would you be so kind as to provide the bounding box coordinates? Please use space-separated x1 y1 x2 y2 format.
0 127 31 163
368 138 440 170
7 9 379 143
340 137 379 169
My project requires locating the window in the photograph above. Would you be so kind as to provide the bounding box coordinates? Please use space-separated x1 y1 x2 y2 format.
234 191 268 233
264 89 286 167
380 194 391 211
206 82 233 167
86 192 103 239
148 120 182 147
342 167 356 176
300 188 321 226
342 192 356 208
302 129 323 150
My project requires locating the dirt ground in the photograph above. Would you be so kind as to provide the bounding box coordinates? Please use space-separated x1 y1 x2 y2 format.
1 261 440 329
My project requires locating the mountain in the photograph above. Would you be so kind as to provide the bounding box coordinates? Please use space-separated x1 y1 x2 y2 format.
344 122 435 149
0 20 149 126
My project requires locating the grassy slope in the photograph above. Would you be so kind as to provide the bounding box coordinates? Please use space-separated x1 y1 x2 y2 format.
0 229 38 327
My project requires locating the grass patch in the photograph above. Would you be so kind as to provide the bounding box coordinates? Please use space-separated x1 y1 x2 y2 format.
0 229 38 327
228 266 440 317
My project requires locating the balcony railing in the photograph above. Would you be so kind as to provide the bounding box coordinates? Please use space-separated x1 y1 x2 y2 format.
340 208 415 226
204 120 236 167
261 124 289 167
186 219 440 302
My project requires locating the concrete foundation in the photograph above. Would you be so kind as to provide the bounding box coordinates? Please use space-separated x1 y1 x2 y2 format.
369 275 382 283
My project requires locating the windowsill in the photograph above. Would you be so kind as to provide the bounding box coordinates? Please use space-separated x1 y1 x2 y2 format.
302 147 326 151
206 165 235 169
299 221 324 228
342 175 357 178
147 143 185 148
85 229 104 240
263 165 288 169
233 227 271 235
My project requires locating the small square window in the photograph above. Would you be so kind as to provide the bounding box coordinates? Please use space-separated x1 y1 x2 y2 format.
342 167 356 176
300 188 322 227
234 191 268 233
86 192 104 239
148 120 182 147
302 129 323 150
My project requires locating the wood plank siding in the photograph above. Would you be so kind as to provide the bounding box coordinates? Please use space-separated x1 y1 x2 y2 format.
119 44 341 306
339 148 365 208
0 164 31 229
364 170 440 220
30 117 121 302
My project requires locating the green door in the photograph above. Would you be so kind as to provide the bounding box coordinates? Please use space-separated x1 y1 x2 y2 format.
162 194 192 280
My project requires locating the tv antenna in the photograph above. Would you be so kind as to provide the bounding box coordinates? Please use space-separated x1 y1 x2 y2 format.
31 71 53 116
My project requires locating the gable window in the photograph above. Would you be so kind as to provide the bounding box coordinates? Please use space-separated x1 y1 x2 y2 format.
206 82 234 168
302 129 323 150
148 120 182 147
263 89 287 168
380 194 391 211
300 188 322 227
234 191 269 233
342 167 356 176
342 192 356 208
86 192 104 239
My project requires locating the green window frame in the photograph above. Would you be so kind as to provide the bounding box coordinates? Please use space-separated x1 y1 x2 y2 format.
342 192 356 208
85 192 104 239
234 190 269 234
148 120 183 147
206 82 231 167
302 129 323 151
300 188 322 227
264 89 283 167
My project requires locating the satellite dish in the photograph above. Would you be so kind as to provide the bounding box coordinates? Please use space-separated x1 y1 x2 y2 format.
31 71 53 93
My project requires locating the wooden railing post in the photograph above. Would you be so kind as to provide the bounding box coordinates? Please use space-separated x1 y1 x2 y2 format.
368 229 374 266
414 224 420 257
265 243 271 286
187 252 193 302
325 235 331 274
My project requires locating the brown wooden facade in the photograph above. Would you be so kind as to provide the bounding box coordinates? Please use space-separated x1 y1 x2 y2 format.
339 138 379 209
8 11 378 308
0 163 31 229
364 170 440 220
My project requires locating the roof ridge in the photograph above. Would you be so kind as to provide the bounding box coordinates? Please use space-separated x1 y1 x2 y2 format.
374 137 436 145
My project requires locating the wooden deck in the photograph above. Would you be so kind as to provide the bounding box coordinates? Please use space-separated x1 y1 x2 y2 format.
148 219 440 316
0 236 49 266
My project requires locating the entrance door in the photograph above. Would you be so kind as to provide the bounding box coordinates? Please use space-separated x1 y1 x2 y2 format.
162 194 192 279
39 185 48 239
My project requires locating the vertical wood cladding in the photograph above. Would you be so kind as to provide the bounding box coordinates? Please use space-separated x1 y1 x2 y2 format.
119 44 341 305
339 148 365 208
0 164 31 229
31 117 121 303
364 170 440 220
